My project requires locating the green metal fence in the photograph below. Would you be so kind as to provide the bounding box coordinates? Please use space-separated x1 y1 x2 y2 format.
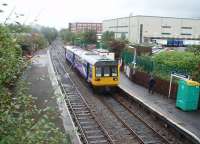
121 50 134 65
136 56 154 73
121 51 191 76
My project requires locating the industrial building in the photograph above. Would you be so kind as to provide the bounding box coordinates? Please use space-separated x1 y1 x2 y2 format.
103 15 200 46
69 22 102 34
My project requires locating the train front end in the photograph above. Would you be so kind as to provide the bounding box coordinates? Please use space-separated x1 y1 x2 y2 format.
91 61 120 87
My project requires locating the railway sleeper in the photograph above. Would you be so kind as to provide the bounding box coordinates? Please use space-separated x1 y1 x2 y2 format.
79 120 96 125
70 103 85 107
67 93 79 96
85 129 103 135
68 97 81 100
76 112 91 116
73 107 88 110
87 135 106 140
70 100 84 104
89 139 108 144
78 116 94 121
82 126 99 131
138 136 163 144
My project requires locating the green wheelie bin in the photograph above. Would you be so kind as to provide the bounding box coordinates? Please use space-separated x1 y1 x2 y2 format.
176 80 200 111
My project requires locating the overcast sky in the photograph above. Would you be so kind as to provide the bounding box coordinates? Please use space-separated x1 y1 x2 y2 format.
0 0 200 29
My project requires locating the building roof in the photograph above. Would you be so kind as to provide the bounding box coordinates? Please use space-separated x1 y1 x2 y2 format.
69 22 102 24
103 15 200 22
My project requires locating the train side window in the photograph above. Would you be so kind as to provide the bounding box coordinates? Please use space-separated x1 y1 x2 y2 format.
95 67 101 77
103 66 110 77
111 67 117 76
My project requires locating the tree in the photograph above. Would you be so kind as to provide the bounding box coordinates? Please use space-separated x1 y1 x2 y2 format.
108 39 128 59
40 27 58 44
0 25 70 143
101 31 115 48
59 29 75 44
102 31 115 42
0 25 22 85
7 24 31 33
81 31 97 44
17 33 48 55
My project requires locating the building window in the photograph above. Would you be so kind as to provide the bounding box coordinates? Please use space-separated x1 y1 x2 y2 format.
161 32 171 35
162 26 171 28
181 33 192 36
109 26 128 28
181 27 192 29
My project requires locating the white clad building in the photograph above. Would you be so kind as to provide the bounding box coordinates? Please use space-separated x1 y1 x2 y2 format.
103 15 200 45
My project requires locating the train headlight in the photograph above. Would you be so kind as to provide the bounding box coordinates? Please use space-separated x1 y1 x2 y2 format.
113 77 118 81
95 78 100 81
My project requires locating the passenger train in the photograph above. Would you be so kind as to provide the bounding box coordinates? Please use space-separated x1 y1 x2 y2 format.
64 46 120 88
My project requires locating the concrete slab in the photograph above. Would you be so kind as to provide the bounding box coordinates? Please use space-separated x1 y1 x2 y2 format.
24 49 81 144
119 73 200 144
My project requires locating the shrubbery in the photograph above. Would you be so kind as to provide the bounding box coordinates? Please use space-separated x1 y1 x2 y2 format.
135 51 200 82
0 25 23 86
17 33 48 54
153 51 200 75
0 25 71 143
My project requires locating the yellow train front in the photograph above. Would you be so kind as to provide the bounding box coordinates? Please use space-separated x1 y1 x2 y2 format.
65 46 120 89
91 61 120 88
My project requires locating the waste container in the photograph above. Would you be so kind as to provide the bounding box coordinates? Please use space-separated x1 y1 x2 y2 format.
176 80 200 111
199 91 200 109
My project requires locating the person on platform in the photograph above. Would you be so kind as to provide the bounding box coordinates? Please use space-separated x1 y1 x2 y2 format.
148 75 156 94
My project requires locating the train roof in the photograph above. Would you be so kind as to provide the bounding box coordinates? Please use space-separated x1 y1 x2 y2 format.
65 46 115 65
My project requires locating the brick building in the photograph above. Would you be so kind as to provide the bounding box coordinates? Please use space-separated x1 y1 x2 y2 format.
69 22 102 33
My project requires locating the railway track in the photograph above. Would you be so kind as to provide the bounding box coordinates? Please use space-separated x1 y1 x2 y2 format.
49 40 191 144
49 45 114 144
50 43 142 144
54 44 168 143
100 96 169 144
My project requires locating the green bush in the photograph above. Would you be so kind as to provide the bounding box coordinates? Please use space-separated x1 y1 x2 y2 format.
0 25 23 86
17 33 48 53
153 51 200 76
0 25 71 143
133 51 200 82
0 80 71 144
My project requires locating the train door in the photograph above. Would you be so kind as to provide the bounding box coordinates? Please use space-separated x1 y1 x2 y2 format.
86 63 90 81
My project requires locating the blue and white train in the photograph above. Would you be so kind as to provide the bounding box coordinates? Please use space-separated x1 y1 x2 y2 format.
64 46 120 87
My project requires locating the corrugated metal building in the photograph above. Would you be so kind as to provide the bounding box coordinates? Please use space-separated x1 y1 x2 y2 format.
103 15 200 45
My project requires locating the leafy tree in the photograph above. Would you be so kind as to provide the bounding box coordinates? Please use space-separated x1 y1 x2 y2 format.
7 24 31 33
81 31 97 44
0 80 71 144
102 31 115 42
108 39 128 59
17 33 48 54
101 31 115 48
0 25 71 143
0 25 22 85
59 29 75 44
40 27 58 44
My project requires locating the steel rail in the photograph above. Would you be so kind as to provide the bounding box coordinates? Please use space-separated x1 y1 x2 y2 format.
114 94 170 144
50 46 115 144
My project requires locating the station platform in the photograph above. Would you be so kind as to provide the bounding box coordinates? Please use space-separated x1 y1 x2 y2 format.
24 49 81 144
119 73 200 144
